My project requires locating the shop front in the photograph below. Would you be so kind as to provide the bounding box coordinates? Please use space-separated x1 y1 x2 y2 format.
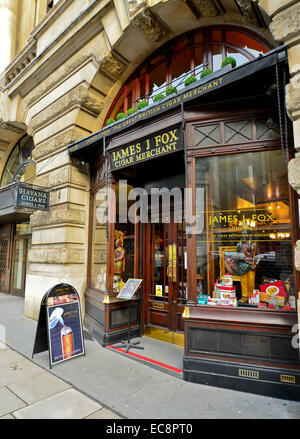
68 42 300 399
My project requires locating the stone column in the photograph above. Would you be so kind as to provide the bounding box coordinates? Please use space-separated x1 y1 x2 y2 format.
259 0 300 335
0 0 19 74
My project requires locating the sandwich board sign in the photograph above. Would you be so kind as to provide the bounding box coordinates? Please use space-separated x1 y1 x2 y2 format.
32 283 85 368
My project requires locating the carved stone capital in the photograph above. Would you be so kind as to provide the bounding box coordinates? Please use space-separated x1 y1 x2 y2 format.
235 0 259 25
189 0 220 17
132 8 170 43
100 53 126 80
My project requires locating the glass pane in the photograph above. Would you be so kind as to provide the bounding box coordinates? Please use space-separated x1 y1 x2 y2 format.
90 183 108 291
195 46 205 76
16 222 32 235
195 150 294 307
149 62 167 101
12 239 24 289
110 88 125 119
226 47 250 67
194 32 203 43
224 120 252 143
194 124 221 147
139 76 146 101
153 223 168 301
113 181 135 293
212 30 222 41
212 45 222 70
256 118 280 140
171 48 192 90
178 220 187 303
226 31 268 56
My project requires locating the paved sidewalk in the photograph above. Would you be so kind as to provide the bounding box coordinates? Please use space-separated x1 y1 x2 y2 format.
0 341 121 419
0 293 300 419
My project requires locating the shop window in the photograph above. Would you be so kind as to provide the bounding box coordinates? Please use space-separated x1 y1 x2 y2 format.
195 150 295 309
113 181 136 293
90 185 108 291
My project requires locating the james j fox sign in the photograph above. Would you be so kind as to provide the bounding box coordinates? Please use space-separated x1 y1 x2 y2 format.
109 126 183 170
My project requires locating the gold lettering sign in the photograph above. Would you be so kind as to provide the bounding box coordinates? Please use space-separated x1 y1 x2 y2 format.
110 127 183 170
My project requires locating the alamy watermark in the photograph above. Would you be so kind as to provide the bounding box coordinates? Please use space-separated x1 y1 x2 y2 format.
95 180 205 234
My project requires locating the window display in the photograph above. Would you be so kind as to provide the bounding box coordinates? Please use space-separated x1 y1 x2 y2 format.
195 149 296 310
90 185 107 291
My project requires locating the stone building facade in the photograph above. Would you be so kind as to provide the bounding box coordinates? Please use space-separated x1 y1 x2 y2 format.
0 0 299 398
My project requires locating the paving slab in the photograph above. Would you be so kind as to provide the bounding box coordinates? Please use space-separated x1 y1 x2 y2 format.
0 387 26 417
7 372 71 405
85 408 122 419
0 358 45 387
13 388 102 419
0 349 25 367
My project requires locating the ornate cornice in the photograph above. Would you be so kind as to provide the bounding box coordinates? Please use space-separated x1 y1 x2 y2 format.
1 39 37 87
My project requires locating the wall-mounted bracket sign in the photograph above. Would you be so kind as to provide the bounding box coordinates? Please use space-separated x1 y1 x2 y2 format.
109 126 183 171
17 184 49 210
32 283 85 368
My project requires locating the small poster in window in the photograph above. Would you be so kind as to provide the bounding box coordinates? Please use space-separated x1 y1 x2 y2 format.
155 285 163 296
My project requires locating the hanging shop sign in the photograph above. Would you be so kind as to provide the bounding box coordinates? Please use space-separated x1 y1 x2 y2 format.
32 283 85 368
16 184 49 210
109 126 183 170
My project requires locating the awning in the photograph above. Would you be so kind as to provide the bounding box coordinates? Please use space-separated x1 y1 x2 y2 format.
68 45 288 162
0 182 49 224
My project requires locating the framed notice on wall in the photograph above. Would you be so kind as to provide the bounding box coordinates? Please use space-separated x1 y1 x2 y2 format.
117 278 142 300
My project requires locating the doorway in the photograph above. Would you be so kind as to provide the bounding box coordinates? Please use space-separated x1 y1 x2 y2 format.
143 212 187 335
11 235 31 296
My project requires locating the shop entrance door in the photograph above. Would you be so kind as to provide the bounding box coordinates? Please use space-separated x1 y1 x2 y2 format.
11 236 31 296
144 213 187 333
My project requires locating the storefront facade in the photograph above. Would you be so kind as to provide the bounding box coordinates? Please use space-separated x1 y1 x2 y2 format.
0 0 300 399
